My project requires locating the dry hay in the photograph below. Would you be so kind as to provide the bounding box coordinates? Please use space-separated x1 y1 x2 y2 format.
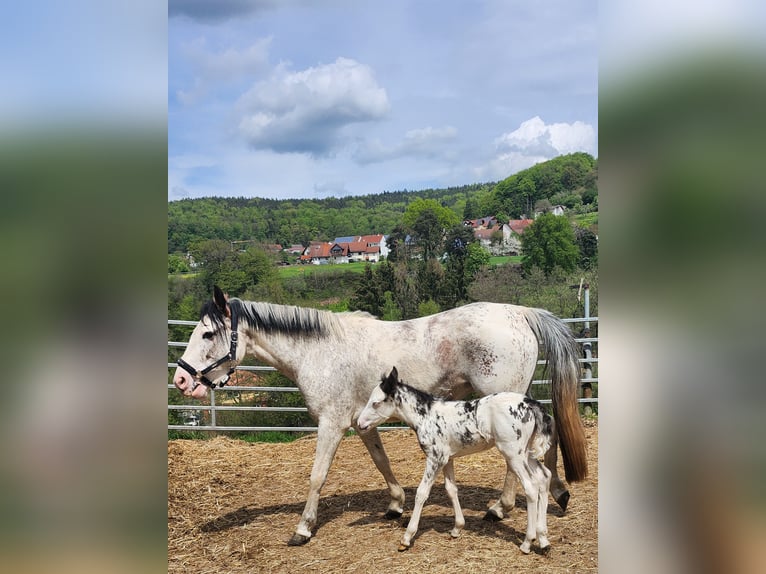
168 419 598 573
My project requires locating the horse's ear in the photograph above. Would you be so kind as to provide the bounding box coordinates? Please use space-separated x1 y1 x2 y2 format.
381 367 398 395
213 285 230 316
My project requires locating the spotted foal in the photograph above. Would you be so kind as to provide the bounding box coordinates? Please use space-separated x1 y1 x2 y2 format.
358 367 554 554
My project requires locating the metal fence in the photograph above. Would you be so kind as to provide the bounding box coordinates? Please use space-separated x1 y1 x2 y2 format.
167 316 598 433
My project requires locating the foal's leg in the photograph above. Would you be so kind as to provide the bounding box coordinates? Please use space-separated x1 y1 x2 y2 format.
357 426 405 518
485 458 518 521
288 419 345 546
544 429 570 511
399 457 443 551
506 454 540 554
531 458 552 552
442 459 465 538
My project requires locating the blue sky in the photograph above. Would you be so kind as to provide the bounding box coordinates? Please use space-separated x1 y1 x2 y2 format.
169 0 598 200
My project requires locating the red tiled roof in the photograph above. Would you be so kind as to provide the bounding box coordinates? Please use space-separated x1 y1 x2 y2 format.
507 219 533 235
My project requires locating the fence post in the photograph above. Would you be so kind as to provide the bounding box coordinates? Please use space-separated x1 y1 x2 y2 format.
210 389 217 428
581 283 593 416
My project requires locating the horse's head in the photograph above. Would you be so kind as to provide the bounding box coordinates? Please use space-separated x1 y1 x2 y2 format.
357 367 400 431
173 286 243 399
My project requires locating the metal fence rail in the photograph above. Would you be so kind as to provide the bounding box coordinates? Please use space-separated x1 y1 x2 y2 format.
168 316 598 433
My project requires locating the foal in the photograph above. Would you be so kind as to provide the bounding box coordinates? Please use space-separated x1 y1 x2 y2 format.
358 367 554 554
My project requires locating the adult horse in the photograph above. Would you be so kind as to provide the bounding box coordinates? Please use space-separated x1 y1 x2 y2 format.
172 286 588 546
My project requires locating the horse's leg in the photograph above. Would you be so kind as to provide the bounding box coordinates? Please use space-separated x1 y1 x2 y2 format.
442 459 465 538
485 458 518 521
399 457 442 551
532 457 552 553
288 420 345 546
507 455 540 555
545 427 570 511
357 427 405 518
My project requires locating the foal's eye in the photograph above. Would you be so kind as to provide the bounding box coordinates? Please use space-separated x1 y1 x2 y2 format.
202 331 214 340
372 401 381 409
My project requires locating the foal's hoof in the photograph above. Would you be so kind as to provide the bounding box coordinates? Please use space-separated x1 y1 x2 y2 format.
287 533 311 546
483 510 502 522
540 545 551 556
555 491 570 512
398 543 410 552
384 509 403 520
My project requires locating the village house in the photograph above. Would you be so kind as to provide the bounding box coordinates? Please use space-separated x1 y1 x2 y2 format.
465 216 534 256
299 234 388 265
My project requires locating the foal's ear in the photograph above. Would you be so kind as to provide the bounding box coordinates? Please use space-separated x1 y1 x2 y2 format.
381 366 399 395
212 285 230 317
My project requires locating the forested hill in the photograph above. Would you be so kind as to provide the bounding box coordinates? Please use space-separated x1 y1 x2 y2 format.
168 152 597 254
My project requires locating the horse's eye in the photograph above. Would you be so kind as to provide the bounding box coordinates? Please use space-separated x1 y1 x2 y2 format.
372 401 381 409
202 331 214 340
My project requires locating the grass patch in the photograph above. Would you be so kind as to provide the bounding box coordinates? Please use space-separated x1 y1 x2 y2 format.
278 261 370 279
488 255 522 266
572 212 598 228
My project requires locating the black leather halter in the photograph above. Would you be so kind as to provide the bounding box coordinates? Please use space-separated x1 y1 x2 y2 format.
177 310 239 390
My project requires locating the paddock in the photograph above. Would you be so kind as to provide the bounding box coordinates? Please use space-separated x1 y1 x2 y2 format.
168 419 597 573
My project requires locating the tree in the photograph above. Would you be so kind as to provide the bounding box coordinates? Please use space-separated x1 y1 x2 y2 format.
349 264 382 315
168 253 190 274
402 198 459 260
463 196 480 220
521 213 579 275
574 226 598 270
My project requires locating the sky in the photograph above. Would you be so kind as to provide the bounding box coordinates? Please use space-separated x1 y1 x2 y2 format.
168 0 598 201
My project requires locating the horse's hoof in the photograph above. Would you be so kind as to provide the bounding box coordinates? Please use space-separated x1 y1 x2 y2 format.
540 545 551 556
398 543 410 552
483 510 502 522
384 509 403 519
555 491 570 512
287 533 311 546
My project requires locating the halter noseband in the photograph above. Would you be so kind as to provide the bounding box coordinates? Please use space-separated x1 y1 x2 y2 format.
177 310 239 390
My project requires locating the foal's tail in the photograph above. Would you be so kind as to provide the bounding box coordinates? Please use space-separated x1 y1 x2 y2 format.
528 399 554 460
523 308 588 482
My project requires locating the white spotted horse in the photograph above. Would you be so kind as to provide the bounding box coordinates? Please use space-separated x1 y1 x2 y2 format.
172 286 587 545
358 367 557 553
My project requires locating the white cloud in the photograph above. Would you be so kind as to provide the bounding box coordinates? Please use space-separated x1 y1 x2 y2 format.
236 57 390 155
475 116 596 180
495 116 596 156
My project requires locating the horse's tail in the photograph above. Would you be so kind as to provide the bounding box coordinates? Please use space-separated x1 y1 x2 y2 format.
522 308 588 482
528 398 554 460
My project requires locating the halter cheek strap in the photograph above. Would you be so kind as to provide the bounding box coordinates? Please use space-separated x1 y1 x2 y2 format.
177 311 239 389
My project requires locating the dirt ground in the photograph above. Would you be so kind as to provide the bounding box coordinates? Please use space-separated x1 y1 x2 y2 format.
168 419 597 573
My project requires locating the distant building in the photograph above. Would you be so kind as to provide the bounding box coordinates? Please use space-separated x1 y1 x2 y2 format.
300 234 388 264
468 216 534 256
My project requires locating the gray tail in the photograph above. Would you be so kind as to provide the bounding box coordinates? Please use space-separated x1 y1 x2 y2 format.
523 307 588 482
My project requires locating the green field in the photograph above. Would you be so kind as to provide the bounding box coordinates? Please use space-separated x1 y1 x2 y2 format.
488 255 522 266
277 261 373 278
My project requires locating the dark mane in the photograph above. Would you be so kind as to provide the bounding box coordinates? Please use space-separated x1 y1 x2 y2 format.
229 299 335 338
398 381 436 410
199 300 227 338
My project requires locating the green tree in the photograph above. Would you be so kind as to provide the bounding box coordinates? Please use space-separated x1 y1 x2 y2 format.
412 208 443 260
381 291 402 321
418 299 440 317
402 198 459 260
464 241 491 279
168 253 190 274
463 196 480 220
521 213 579 275
574 226 598 270
349 264 382 315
